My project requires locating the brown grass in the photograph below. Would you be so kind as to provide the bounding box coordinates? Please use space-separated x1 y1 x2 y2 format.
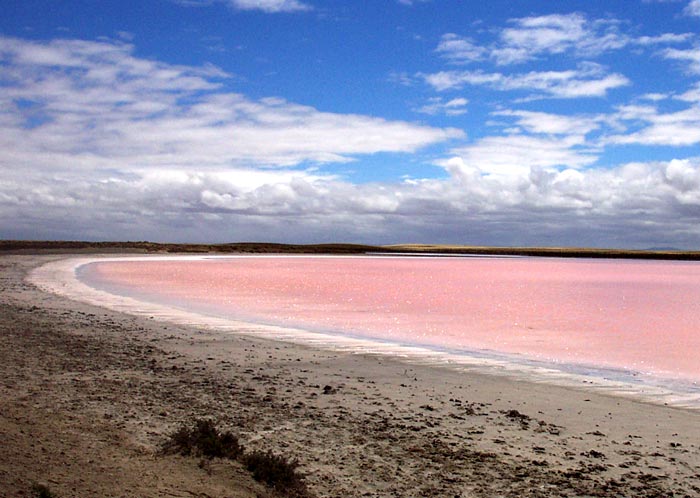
2 239 699 260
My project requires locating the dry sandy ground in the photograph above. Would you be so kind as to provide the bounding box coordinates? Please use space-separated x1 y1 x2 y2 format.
2 254 700 497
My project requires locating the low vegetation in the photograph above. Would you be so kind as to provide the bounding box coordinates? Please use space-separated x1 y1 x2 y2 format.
31 483 58 498
0 240 382 255
161 418 243 459
386 243 700 260
162 419 310 497
3 239 700 260
243 450 308 495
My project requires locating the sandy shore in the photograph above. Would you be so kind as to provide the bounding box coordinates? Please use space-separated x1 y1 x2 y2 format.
2 254 700 497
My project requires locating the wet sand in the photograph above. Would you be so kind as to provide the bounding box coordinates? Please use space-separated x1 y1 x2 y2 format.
2 253 700 497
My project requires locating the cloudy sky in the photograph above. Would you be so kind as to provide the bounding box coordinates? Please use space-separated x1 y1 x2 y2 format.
2 0 700 248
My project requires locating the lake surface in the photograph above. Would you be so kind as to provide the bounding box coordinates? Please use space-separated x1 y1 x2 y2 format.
79 255 700 386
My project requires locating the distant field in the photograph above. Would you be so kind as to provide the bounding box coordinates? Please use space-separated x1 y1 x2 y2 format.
0 240 380 254
1 240 699 260
385 244 700 260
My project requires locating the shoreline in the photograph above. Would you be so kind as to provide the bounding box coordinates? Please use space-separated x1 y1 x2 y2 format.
3 253 700 497
4 239 700 261
34 254 700 411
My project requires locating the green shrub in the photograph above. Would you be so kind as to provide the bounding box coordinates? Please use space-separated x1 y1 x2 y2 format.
162 419 242 459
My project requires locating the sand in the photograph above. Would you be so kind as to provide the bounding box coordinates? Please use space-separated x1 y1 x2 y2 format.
2 253 700 497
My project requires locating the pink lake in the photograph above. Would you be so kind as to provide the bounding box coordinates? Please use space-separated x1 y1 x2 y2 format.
81 256 700 383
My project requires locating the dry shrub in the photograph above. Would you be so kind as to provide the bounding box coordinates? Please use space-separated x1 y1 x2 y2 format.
162 419 242 460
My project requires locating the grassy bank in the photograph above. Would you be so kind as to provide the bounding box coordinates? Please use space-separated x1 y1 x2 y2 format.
1 239 699 260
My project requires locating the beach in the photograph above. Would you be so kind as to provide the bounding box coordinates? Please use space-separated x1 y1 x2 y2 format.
2 253 700 497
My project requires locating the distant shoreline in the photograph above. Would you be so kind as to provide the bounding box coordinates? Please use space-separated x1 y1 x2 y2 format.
46 254 700 409
2 239 700 260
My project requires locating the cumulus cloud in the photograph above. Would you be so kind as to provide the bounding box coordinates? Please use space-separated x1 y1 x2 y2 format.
3 35 700 249
4 153 700 249
422 64 630 98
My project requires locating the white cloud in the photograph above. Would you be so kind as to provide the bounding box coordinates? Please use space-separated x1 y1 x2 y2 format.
434 13 691 66
606 104 700 146
5 153 700 249
3 36 700 249
387 71 414 86
635 33 693 45
0 36 462 175
415 97 469 116
172 0 311 12
662 47 700 74
228 0 311 13
641 92 671 101
685 0 700 16
678 83 700 102
508 67 630 98
495 13 592 64
435 34 486 63
447 134 598 177
422 70 497 92
493 110 601 136
422 65 630 98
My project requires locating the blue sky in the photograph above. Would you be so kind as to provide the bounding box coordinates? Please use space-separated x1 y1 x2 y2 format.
1 0 700 248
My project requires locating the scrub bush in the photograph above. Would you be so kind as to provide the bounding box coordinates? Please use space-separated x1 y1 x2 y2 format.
32 484 58 498
243 449 308 495
162 418 242 459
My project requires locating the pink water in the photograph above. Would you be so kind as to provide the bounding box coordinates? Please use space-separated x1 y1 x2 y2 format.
81 256 700 383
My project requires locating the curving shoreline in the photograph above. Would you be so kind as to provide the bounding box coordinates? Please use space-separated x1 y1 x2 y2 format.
31 254 700 410
3 253 700 497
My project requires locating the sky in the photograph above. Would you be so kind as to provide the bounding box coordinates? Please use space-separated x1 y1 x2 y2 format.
1 0 700 249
